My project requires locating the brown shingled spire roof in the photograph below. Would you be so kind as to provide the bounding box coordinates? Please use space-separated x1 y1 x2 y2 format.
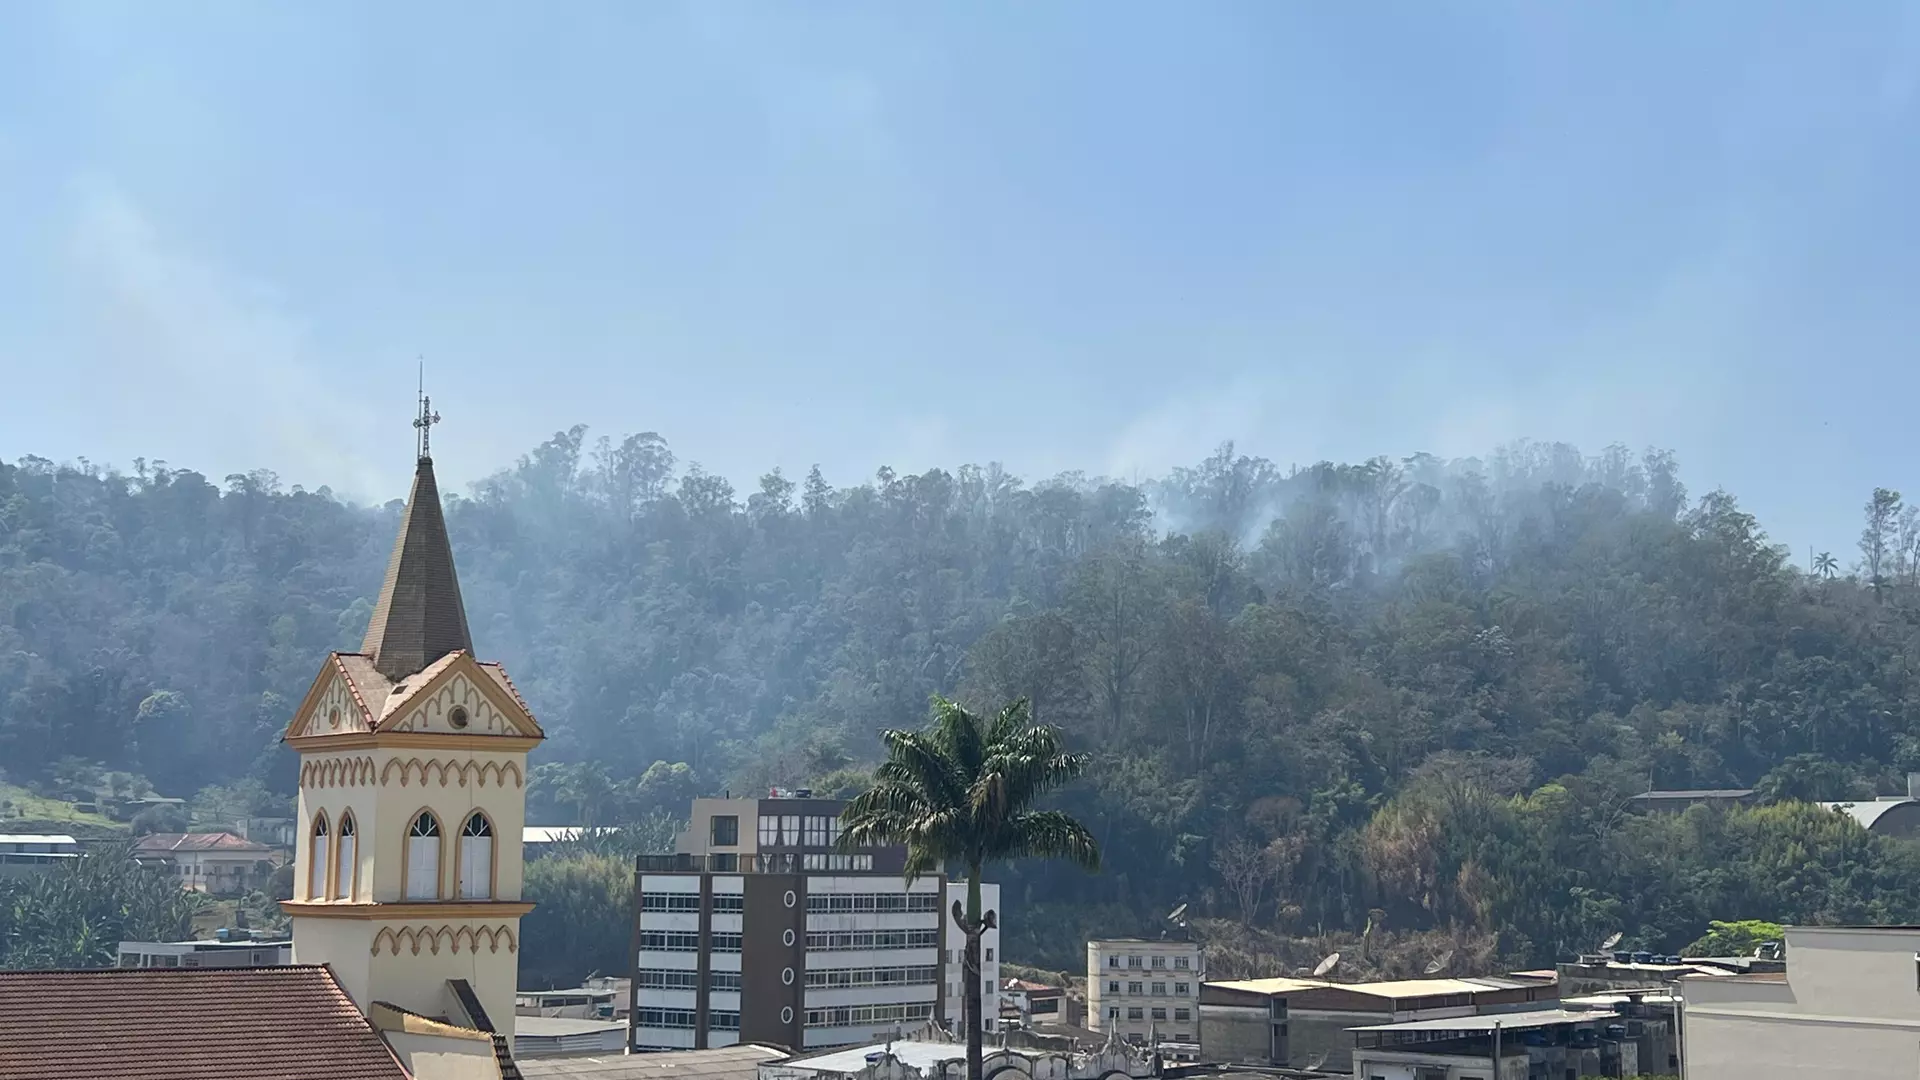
361 456 473 681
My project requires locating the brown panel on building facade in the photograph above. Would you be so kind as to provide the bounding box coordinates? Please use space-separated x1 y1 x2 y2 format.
696 873 713 1049
739 873 805 1050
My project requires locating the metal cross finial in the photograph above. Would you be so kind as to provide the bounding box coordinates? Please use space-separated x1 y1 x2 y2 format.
413 358 441 461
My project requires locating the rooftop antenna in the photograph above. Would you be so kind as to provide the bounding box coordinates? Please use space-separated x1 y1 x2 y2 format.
1305 1049 1329 1071
1424 948 1455 976
1166 902 1189 930
1600 931 1624 952
413 357 441 461
1312 951 1340 979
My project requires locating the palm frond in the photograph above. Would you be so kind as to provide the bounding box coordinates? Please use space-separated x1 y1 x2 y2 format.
986 810 1101 871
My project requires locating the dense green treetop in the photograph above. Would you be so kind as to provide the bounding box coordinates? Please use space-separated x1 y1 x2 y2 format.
6 435 1920 969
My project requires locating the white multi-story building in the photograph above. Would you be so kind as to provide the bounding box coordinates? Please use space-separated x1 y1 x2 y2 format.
1679 925 1920 1080
633 795 999 1053
1087 938 1204 1045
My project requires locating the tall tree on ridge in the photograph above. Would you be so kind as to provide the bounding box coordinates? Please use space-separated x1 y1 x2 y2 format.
840 697 1099 1080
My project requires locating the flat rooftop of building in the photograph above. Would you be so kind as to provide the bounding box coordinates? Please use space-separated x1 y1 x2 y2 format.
1627 788 1754 799
1350 1008 1621 1034
1563 992 1677 1007
514 1016 627 1037
1207 975 1539 998
784 1041 968 1074
518 1044 788 1080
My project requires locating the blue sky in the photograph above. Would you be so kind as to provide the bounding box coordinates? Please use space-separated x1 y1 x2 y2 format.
3 2 1918 557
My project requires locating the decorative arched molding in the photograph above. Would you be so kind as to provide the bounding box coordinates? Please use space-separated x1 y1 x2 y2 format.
369 924 518 956
301 755 376 789
378 757 524 789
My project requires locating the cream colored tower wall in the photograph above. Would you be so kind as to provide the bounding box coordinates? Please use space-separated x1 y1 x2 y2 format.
296 753 383 901
366 747 528 902
369 918 524 1039
292 917 376 1006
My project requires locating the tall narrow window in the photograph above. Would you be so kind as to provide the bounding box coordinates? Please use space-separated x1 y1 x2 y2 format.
406 812 442 900
309 813 330 900
334 813 357 900
459 812 495 899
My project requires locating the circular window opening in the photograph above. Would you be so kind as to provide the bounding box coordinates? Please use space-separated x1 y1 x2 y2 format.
449 706 470 729
783 889 797 908
782 967 795 985
782 928 796 947
328 708 341 730
781 1006 794 1024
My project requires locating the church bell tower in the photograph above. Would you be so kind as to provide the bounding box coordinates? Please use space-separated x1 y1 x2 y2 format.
282 392 543 1041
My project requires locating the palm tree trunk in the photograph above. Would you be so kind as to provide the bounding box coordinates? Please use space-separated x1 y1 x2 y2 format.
965 862 984 1080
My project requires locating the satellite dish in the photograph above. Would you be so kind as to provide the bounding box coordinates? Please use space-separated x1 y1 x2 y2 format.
1167 903 1189 924
1312 952 1340 978
1424 949 1454 975
1601 931 1624 951
1305 1050 1329 1071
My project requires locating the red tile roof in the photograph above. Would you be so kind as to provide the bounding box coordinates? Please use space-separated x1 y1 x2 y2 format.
133 831 274 854
0 965 409 1080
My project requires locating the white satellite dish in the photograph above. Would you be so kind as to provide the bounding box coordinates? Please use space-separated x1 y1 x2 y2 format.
1167 902 1189 924
1312 952 1340 978
1600 930 1624 951
1424 949 1454 975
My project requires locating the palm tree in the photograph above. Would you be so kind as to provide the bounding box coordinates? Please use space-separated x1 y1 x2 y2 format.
1813 551 1839 579
841 696 1100 1080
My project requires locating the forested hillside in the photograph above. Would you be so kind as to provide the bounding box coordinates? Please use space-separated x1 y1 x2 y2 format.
7 433 1920 971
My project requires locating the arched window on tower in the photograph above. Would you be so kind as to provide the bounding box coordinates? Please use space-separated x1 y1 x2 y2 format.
458 811 495 899
406 811 442 900
334 812 357 900
309 812 330 901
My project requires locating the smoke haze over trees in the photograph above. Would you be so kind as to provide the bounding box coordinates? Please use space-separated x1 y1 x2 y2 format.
7 433 1920 969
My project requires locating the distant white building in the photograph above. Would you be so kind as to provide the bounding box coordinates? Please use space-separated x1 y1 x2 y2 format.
117 935 292 970
1086 938 1204 1045
1679 925 1920 1080
0 834 81 878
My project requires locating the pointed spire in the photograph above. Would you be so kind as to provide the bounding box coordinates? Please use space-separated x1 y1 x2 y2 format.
361 450 472 683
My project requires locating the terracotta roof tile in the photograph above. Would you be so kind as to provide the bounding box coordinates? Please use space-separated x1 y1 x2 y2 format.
133 832 274 854
0 965 409 1080
374 648 470 729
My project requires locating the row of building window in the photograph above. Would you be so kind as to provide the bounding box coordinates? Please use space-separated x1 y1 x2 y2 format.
801 854 875 871
750 814 850 848
1105 1006 1191 1022
804 965 938 989
634 969 744 991
1106 980 1190 996
640 931 743 952
1106 955 1192 970
804 1003 934 1029
639 894 746 912
635 1009 741 1031
946 948 994 963
805 893 940 913
808 929 940 950
308 809 495 902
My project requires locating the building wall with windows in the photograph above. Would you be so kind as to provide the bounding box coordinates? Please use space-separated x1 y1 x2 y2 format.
632 864 950 1053
674 794 905 874
943 881 999 1034
1086 939 1204 1044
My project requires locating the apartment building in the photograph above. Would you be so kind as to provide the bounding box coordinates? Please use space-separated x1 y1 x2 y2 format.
1087 938 1204 1044
632 793 999 1053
